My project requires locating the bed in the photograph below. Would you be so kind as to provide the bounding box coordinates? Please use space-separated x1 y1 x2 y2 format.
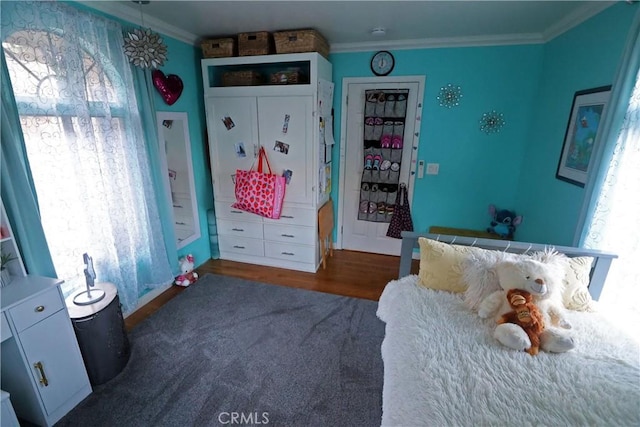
377 231 639 426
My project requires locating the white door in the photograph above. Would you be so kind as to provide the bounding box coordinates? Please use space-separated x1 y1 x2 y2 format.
257 96 313 205
340 79 424 255
207 96 259 201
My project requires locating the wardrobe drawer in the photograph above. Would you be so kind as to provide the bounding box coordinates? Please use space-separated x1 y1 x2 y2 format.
215 201 263 222
264 241 316 264
264 205 315 227
219 235 264 257
264 223 315 245
217 219 263 239
172 195 193 214
8 287 64 333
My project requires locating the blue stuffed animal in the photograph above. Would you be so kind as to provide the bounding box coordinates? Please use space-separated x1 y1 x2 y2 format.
487 204 522 239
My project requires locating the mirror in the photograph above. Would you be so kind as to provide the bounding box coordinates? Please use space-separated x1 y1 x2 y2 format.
156 112 200 249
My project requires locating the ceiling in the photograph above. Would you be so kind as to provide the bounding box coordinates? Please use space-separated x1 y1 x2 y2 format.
84 1 617 52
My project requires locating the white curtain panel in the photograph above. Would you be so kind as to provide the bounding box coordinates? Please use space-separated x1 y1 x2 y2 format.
584 68 640 337
2 1 173 312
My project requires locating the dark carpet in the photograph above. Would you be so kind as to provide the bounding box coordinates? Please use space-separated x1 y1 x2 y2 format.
57 274 385 427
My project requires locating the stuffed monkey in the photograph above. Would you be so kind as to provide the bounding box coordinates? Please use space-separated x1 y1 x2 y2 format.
498 289 545 355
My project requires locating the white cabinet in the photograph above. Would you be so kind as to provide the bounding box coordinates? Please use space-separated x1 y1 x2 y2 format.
1 277 92 426
203 53 332 272
0 202 91 426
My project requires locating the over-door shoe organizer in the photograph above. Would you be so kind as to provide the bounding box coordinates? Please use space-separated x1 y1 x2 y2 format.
359 89 409 223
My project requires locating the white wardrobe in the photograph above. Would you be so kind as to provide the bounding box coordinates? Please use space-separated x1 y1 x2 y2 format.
202 53 333 272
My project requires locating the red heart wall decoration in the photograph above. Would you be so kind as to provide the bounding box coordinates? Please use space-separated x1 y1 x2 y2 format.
152 69 184 105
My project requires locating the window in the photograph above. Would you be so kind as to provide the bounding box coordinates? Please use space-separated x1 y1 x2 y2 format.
2 1 173 313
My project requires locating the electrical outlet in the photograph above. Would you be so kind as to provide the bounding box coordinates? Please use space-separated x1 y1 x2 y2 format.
426 163 439 175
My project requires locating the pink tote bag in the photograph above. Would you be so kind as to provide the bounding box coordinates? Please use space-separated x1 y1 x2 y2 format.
232 147 286 219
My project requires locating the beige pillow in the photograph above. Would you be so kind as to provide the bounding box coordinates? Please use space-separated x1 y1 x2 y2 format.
418 237 484 293
562 256 596 311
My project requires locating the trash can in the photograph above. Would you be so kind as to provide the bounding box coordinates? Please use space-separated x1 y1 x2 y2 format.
65 282 130 386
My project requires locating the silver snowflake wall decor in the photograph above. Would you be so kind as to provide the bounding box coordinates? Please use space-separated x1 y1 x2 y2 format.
437 84 463 108
479 110 506 134
123 28 168 69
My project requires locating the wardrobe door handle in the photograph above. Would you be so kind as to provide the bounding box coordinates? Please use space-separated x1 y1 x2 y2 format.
34 362 49 386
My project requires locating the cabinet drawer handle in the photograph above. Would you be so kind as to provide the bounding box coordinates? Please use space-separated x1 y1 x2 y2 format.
231 228 245 232
230 210 244 214
233 245 245 249
176 221 186 225
35 305 45 313
281 252 295 256
281 234 295 238
34 362 49 387
281 215 294 219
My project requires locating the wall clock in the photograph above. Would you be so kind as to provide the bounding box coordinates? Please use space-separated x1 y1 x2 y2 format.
371 51 395 76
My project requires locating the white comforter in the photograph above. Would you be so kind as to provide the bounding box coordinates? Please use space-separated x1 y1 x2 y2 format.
377 275 640 427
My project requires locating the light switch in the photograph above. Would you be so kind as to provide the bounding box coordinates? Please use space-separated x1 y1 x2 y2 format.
417 160 425 178
426 163 439 175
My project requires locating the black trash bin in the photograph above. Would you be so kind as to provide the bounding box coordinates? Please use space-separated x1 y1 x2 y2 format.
66 282 130 386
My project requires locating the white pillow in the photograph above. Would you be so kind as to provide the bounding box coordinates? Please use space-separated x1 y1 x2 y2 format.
462 248 593 312
562 257 596 311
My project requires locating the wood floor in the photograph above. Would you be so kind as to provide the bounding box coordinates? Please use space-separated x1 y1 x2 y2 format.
124 249 419 331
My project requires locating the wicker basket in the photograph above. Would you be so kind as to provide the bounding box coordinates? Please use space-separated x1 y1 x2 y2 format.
270 70 304 85
201 37 235 58
274 29 329 58
238 31 273 56
222 70 262 86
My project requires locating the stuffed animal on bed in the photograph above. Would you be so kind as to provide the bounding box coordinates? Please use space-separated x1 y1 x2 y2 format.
498 289 545 355
487 204 522 239
477 258 574 353
175 254 198 287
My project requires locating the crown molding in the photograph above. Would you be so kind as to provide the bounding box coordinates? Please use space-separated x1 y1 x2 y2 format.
77 1 199 45
542 1 617 42
79 1 618 53
330 33 544 54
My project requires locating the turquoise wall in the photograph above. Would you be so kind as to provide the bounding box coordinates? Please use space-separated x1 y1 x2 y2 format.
516 2 636 245
329 44 544 235
330 2 635 246
151 38 213 267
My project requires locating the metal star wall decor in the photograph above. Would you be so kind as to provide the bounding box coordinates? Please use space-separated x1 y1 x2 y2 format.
437 84 463 108
123 28 167 69
479 110 506 134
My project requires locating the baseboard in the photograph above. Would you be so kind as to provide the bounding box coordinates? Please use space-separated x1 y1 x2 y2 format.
124 281 173 319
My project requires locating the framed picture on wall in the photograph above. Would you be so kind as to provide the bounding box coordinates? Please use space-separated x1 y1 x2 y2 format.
556 85 612 187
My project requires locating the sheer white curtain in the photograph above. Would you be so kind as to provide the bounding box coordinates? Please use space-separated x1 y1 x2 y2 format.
1 1 173 312
583 68 640 338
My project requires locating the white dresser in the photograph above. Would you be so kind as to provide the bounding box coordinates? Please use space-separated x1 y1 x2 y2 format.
202 53 333 272
1 202 91 426
1 276 92 426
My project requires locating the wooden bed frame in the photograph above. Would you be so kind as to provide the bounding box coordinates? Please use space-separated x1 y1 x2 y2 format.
399 231 618 300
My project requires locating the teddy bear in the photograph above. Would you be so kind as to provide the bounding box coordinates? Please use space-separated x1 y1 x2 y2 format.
477 258 574 353
174 254 198 287
487 204 522 240
497 289 545 355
